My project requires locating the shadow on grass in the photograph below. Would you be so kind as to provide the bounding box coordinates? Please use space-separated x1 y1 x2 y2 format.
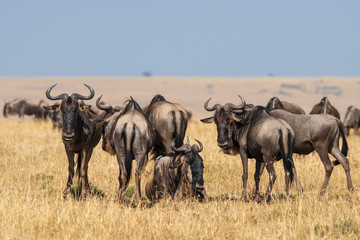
70 182 106 200
206 192 301 204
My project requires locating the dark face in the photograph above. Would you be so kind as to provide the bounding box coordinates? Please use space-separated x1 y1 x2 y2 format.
181 150 205 193
60 97 81 141
214 109 233 149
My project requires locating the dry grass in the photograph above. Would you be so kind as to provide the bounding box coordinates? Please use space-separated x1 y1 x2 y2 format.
0 119 359 239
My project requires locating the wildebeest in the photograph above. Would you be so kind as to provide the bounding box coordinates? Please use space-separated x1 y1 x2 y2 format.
3 98 47 119
145 137 207 201
270 109 354 194
265 96 305 114
201 96 303 201
96 96 154 203
343 106 360 136
43 84 102 200
310 96 340 119
145 95 188 157
46 110 63 129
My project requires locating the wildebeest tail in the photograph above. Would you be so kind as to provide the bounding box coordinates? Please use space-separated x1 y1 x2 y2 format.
279 130 294 183
332 122 348 166
121 123 134 178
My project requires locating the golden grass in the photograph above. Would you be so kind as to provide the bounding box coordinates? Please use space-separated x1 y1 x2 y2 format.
0 120 359 239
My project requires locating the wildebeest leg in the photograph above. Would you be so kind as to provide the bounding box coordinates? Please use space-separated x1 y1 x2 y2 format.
315 147 334 195
253 159 263 198
80 149 93 200
264 163 277 202
135 154 147 205
253 160 265 195
75 152 82 183
117 151 132 203
355 124 359 135
239 149 249 201
291 161 303 193
64 148 75 199
330 148 355 192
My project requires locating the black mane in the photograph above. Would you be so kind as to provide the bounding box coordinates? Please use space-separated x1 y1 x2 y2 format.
122 97 144 116
251 106 270 123
150 94 166 105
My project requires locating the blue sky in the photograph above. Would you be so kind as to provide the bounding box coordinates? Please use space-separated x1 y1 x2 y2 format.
0 1 359 77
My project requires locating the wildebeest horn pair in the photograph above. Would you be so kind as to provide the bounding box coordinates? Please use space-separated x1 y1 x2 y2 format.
204 95 246 112
171 137 203 153
46 83 95 101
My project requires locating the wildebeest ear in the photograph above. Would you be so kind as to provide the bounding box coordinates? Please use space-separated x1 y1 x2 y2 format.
43 104 60 112
79 104 91 111
169 155 185 169
200 117 214 123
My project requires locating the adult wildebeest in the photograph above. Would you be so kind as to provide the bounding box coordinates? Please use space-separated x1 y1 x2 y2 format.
270 109 354 194
310 96 340 119
43 84 102 200
145 95 188 157
201 96 303 201
265 96 305 114
3 99 47 119
343 106 360 136
145 137 207 201
96 96 154 203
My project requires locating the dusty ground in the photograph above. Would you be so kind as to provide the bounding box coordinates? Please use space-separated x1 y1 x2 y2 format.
1 76 359 119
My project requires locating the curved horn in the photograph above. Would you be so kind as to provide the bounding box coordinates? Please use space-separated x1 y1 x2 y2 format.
171 137 191 153
224 103 244 112
192 139 203 153
204 98 221 112
46 84 68 101
71 84 95 101
238 95 246 106
96 95 112 112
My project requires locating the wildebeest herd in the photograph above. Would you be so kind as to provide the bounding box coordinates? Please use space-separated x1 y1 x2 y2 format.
3 85 359 204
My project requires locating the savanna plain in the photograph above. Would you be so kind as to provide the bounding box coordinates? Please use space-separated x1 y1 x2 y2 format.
0 120 360 239
1 77 360 239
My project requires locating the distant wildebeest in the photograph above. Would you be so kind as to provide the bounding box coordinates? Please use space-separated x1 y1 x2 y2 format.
270 109 354 194
43 84 102 200
343 106 360 136
145 137 207 201
265 96 305 114
96 96 154 203
201 96 303 201
46 109 63 129
145 95 188 157
310 97 340 119
3 98 47 119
